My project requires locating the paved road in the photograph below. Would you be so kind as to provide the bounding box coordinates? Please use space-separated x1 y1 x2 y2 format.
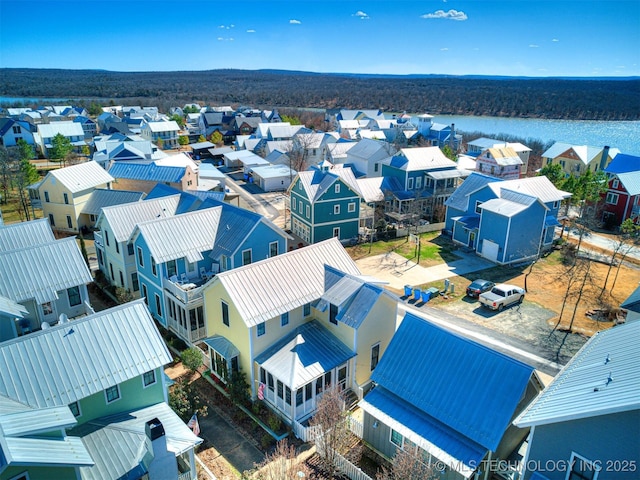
564 229 640 261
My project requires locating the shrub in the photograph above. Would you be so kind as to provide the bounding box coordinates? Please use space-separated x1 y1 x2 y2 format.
228 369 251 407
181 347 203 373
115 287 133 304
261 433 274 450
267 413 282 433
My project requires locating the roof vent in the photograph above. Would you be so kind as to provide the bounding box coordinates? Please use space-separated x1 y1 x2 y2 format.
41 322 50 330
59 313 68 324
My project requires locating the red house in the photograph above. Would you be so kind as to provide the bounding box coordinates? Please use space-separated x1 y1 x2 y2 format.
602 171 640 227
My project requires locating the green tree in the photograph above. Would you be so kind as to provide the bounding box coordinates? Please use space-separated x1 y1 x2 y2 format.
441 145 456 161
280 114 301 125
87 102 103 116
49 133 73 166
168 379 208 423
170 113 185 128
538 163 565 188
156 137 164 149
14 140 39 220
178 135 189 148
180 347 203 374
78 234 90 269
227 369 250 407
81 144 90 157
209 130 223 145
197 134 206 143
183 105 200 114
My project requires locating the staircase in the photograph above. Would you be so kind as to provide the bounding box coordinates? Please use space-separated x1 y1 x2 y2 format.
344 389 359 411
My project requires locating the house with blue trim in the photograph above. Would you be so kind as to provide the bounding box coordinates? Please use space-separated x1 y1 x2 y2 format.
359 312 542 480
445 173 571 264
289 165 362 244
381 147 469 223
108 157 198 194
514 321 640 480
130 191 290 343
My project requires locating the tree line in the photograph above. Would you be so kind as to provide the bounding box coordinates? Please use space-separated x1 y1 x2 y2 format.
1 68 638 121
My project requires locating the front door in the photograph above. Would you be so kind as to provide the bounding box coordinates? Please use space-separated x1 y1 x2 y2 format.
468 231 476 248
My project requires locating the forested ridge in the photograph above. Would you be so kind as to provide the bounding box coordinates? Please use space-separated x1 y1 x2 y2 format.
1 68 638 120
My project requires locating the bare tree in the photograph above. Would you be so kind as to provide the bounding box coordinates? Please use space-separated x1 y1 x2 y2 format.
309 385 353 479
611 219 640 291
376 447 438 480
253 439 310 480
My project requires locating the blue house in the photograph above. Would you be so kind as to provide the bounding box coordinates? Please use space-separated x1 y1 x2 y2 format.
289 165 362 244
445 173 570 264
359 312 542 480
381 147 469 223
130 190 290 343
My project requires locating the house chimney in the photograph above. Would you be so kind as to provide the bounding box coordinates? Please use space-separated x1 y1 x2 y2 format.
146 418 179 478
600 146 610 171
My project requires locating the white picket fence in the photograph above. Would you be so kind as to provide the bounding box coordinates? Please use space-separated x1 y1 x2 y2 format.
315 430 373 480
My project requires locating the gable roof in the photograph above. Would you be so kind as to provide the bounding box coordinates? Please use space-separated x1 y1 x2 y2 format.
132 207 222 263
0 237 93 304
347 138 394 161
369 312 535 452
144 120 180 132
482 147 523 166
296 166 362 202
37 121 85 139
605 153 640 174
515 322 640 427
621 285 640 313
80 189 145 215
0 218 55 252
488 176 571 203
615 171 640 196
97 195 181 242
445 172 499 211
211 238 360 327
48 161 114 193
0 300 172 409
108 161 187 183
389 147 457 171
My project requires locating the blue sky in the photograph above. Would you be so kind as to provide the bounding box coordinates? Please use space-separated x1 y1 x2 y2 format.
1 0 638 77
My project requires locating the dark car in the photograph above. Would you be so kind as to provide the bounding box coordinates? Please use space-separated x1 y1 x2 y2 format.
466 279 495 298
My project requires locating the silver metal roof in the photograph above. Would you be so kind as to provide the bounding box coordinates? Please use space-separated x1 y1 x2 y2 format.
0 300 172 409
98 195 181 243
213 238 360 327
515 321 640 427
395 147 458 171
133 206 222 263
0 218 55 252
489 176 571 203
49 161 114 193
81 189 145 215
0 236 93 304
356 177 385 203
0 295 27 318
616 171 640 196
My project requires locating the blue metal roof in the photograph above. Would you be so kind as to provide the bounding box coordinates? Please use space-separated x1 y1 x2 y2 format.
604 153 640 174
146 184 204 213
371 312 534 451
109 162 186 183
454 215 480 229
445 172 500 211
621 285 640 312
544 216 561 227
204 335 240 362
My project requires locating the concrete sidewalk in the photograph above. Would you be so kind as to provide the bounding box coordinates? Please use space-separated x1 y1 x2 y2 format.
355 250 495 291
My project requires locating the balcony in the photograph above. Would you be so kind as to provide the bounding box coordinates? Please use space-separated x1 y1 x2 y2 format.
162 276 206 305
168 316 207 344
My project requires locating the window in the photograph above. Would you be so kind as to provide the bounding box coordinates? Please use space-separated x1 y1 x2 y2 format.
268 373 274 392
606 192 619 205
415 176 422 189
277 380 284 399
303 303 311 317
371 343 380 371
257 322 265 337
127 243 134 256
104 230 110 246
12 125 21 134
44 191 50 202
63 192 69 204
109 263 114 280
97 249 103 266
67 286 81 307
69 401 81 417
105 385 120 403
475 200 483 214
155 294 162 316
151 258 157 276
306 205 310 218
222 301 230 326
48 213 55 226
143 370 156 387
137 247 144 267
269 241 278 257
119 271 124 286
115 241 119 254
131 272 139 292
374 163 379 172
281 312 289 326
299 202 303 213
335 183 340 193
142 284 148 305
329 303 338 325
334 205 340 215
66 215 73 229
242 249 252 265
42 302 53 315
612 179 619 189
292 197 297 210
390 429 403 447
567 452 600 480
407 177 414 190
348 202 356 213
553 201 560 209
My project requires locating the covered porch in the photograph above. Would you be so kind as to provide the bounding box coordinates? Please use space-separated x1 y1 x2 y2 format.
255 320 355 424
203 334 240 383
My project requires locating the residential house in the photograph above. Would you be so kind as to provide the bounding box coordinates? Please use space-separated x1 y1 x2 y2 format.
130 197 290 343
0 218 93 333
514 322 639 480
620 285 640 322
0 117 37 148
95 195 182 294
92 133 163 168
0 300 202 480
97 110 132 135
475 146 523 180
445 173 571 264
601 153 640 226
293 132 329 167
415 115 461 151
233 116 262 136
466 137 532 175
324 141 357 165
78 188 145 233
223 149 264 169
141 120 180 149
0 294 28 342
289 165 362 244
202 237 397 424
360 311 542 480
37 161 114 232
343 138 395 177
381 147 469 223
198 112 224 138
108 157 198 194
73 115 97 139
35 121 86 158
249 164 297 192
542 143 619 177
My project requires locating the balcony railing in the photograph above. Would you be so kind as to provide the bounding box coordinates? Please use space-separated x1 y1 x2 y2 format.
168 317 207 344
162 277 204 304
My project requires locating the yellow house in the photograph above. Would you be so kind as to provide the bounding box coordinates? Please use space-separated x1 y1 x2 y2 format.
201 237 399 424
542 143 619 177
38 161 114 232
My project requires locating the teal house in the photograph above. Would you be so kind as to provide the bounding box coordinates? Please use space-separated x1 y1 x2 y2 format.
289 165 362 244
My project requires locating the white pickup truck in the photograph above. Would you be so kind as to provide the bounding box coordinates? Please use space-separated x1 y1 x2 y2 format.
479 284 525 311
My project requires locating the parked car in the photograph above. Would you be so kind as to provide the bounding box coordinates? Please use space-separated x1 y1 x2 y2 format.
466 279 495 298
479 284 525 311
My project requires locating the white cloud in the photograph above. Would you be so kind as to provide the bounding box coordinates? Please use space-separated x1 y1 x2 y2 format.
217 37 224 41
353 11 370 19
529 44 539 48
440 48 449 51
219 24 234 30
552 38 559 42
421 9 468 21
290 19 301 24
247 29 256 33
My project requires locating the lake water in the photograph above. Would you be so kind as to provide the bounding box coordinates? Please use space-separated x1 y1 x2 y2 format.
429 115 640 156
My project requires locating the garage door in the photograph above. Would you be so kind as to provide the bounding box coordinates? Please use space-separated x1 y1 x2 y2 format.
482 240 499 262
